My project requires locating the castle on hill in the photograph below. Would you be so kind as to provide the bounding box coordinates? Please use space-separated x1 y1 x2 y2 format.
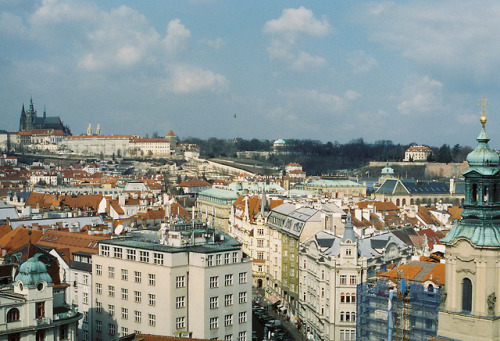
19 98 71 135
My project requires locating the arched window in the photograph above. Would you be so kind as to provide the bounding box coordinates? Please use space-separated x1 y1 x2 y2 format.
462 278 472 312
471 184 478 203
346 294 350 303
340 312 345 321
396 199 400 206
484 186 489 203
402 199 406 205
351 293 356 303
345 312 351 321
7 308 20 322
352 312 356 322
428 284 434 292
340 293 345 303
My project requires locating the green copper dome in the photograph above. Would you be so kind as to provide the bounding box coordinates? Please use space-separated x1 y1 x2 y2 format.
466 126 499 168
15 253 52 286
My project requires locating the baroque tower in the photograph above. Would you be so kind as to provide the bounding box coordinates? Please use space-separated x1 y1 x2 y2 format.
438 97 500 340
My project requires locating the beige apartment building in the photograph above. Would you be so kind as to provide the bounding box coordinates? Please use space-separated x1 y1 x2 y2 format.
92 230 252 341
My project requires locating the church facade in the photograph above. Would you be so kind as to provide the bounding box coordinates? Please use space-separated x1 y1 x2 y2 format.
438 99 500 340
19 99 71 135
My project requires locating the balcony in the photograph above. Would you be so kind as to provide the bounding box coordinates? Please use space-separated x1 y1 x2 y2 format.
36 317 51 326
53 304 79 321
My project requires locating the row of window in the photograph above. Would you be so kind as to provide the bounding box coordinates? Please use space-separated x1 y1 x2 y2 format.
339 311 356 322
210 273 248 288
224 331 247 341
97 266 156 285
100 246 164 264
210 292 247 308
210 312 247 329
96 286 157 305
340 293 356 303
339 275 357 285
207 252 240 266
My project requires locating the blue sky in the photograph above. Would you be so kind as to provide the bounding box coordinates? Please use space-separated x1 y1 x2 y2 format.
1 0 498 147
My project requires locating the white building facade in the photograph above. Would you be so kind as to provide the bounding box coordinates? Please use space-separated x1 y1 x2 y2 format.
92 231 252 341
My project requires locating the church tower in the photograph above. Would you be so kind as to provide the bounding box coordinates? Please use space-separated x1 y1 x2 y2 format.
438 97 500 340
87 122 93 136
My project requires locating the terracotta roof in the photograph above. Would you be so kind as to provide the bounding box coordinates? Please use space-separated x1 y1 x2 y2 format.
36 229 110 259
417 206 443 226
131 138 170 143
447 205 463 222
356 201 399 211
406 145 433 152
0 227 43 253
380 260 445 286
177 179 211 188
65 135 134 139
166 130 176 137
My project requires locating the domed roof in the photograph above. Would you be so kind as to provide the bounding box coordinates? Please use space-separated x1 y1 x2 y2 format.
14 253 52 286
381 162 394 175
465 114 499 175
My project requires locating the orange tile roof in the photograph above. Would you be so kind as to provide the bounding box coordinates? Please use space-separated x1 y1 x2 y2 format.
166 130 176 137
177 179 211 188
36 229 110 258
0 227 43 253
356 201 399 211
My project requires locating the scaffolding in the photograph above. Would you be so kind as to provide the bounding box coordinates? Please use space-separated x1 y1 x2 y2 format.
356 278 440 341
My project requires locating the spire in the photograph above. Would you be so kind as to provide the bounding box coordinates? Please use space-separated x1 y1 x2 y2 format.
260 185 267 216
29 97 35 114
465 96 499 172
96 123 101 136
342 210 357 242
21 104 25 115
87 122 93 136
43 105 46 118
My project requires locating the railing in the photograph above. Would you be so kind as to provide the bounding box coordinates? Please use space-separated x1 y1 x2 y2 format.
36 317 51 325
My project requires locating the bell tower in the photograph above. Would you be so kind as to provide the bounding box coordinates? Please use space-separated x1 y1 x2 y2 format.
438 97 500 340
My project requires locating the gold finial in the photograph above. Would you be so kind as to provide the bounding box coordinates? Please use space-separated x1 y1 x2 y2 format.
479 95 488 126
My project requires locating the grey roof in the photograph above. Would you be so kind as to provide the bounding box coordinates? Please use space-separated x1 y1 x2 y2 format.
100 232 242 254
377 179 462 195
0 202 18 220
70 261 92 272
10 216 104 229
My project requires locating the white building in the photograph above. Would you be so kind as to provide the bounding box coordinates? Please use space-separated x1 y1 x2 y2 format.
92 229 252 341
403 145 433 161
299 215 367 341
0 253 81 340
129 137 172 157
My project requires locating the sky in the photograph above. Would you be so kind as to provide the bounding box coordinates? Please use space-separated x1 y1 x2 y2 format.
1 0 499 148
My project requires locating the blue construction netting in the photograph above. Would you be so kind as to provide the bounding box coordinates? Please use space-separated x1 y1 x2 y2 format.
356 279 440 341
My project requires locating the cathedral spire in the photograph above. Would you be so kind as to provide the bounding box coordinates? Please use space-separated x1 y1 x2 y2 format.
21 104 25 115
96 123 101 136
87 122 93 136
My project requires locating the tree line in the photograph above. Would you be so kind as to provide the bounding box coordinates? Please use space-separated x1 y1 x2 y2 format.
181 137 473 175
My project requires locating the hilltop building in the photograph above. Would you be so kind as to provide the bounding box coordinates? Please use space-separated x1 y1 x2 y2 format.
403 145 433 162
19 99 70 135
438 102 500 340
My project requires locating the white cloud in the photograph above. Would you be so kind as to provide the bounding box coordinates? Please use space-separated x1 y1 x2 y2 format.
264 7 330 71
169 64 229 94
347 50 378 74
263 6 329 44
163 19 191 55
397 76 443 115
291 51 326 71
361 0 500 83
200 37 225 50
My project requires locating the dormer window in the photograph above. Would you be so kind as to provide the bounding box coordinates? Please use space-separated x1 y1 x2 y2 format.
346 248 352 256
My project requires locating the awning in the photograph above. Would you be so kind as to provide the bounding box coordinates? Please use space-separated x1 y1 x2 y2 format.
268 295 280 305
